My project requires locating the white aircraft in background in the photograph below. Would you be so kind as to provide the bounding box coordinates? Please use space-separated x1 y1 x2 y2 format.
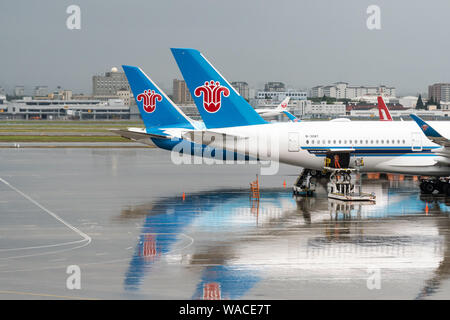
255 97 290 118
171 48 450 194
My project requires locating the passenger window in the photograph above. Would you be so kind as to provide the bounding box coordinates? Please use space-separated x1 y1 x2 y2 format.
306 140 309 144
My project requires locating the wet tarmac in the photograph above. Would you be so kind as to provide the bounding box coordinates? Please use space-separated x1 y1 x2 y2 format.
0 148 449 299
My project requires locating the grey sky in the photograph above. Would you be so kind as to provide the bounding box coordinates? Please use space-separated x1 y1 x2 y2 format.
1 0 449 96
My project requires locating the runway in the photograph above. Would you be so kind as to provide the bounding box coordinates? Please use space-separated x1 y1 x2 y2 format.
0 148 449 299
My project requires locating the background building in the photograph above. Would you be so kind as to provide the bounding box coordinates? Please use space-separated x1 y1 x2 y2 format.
256 90 307 101
172 79 193 104
264 82 285 92
33 86 48 97
92 67 130 97
14 86 25 97
116 89 135 106
428 83 450 103
304 101 346 118
231 81 249 100
310 82 396 99
2 98 132 120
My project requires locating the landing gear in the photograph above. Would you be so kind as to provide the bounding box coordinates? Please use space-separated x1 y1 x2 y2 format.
419 178 450 195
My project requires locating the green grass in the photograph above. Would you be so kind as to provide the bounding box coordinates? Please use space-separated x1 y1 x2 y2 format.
0 127 139 133
0 135 130 142
0 120 143 125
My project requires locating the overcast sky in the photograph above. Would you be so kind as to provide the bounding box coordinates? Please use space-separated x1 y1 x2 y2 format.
1 0 449 96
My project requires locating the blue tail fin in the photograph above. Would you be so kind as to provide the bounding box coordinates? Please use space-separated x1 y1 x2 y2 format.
170 48 268 129
122 65 193 129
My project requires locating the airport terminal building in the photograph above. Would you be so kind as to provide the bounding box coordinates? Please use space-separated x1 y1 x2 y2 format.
0 98 139 120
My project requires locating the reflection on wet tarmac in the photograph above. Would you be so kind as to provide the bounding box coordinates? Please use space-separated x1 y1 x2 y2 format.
120 176 450 300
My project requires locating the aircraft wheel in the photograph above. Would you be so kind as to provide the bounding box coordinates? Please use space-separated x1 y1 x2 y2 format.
419 181 427 192
422 182 435 194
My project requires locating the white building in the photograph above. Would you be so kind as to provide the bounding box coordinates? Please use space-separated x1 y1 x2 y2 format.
14 86 25 97
399 96 418 109
256 90 307 101
117 89 134 106
2 98 132 120
33 86 48 97
310 82 396 99
304 101 346 117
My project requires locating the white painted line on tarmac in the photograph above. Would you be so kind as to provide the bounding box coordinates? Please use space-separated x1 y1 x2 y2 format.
0 177 91 257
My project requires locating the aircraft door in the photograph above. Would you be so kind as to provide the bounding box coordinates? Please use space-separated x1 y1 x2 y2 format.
288 132 299 152
411 132 422 152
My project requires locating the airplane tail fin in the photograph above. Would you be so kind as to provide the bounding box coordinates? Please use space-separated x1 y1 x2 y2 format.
377 96 393 121
170 48 268 129
275 97 290 111
122 65 194 129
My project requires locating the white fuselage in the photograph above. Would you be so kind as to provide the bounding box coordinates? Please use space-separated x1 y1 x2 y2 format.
203 120 450 176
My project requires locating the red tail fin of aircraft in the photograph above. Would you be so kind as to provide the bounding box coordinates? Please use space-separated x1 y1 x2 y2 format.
377 96 393 121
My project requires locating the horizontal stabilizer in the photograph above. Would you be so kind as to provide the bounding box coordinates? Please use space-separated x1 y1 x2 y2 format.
110 129 171 141
182 130 248 145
